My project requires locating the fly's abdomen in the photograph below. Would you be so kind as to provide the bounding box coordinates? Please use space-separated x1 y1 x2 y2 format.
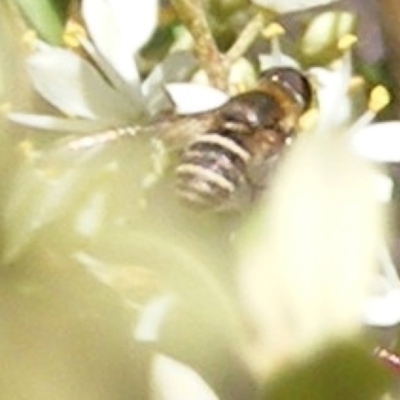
175 133 250 208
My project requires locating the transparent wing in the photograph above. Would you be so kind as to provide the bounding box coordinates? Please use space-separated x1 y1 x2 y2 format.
60 111 217 153
145 113 218 150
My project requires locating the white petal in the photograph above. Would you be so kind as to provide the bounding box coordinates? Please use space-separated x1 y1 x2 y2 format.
238 135 382 375
74 190 107 237
372 172 393 203
142 52 198 116
82 0 158 102
151 354 219 400
165 83 228 114
258 54 299 70
251 0 338 13
27 44 134 122
134 294 176 342
352 121 400 162
363 289 400 327
308 66 352 132
83 0 157 57
8 112 111 132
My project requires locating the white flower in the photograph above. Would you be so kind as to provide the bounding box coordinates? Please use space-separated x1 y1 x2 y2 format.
309 61 400 329
352 121 400 163
308 64 353 133
307 34 357 134
151 354 219 400
330 86 400 328
346 87 399 203
133 294 220 400
237 133 384 377
258 23 299 70
364 278 400 327
165 83 228 114
9 0 197 133
362 247 400 327
251 0 338 14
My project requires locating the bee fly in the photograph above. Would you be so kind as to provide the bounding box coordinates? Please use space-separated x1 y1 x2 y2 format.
170 66 313 210
66 66 313 211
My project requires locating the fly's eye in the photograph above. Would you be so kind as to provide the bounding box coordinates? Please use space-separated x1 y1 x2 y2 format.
261 67 313 111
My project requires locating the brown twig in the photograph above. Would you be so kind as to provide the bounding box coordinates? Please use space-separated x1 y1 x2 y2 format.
170 0 228 90
376 0 400 117
226 12 265 64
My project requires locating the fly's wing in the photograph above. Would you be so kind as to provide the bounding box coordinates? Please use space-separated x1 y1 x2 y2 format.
64 126 139 151
60 110 218 153
4 108 219 260
146 111 219 150
245 127 292 194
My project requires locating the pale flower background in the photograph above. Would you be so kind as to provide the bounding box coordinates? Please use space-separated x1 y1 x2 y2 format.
2 0 400 399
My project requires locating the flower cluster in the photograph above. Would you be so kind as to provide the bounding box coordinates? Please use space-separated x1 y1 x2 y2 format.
5 0 400 398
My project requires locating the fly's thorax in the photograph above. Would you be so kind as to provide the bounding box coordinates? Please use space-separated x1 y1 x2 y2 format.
258 67 313 114
257 67 313 134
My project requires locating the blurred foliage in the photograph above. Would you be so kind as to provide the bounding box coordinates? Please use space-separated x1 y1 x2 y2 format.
265 341 390 400
14 0 70 44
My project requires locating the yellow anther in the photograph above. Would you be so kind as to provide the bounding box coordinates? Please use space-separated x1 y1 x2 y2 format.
21 30 38 52
298 108 319 133
337 34 358 51
262 22 285 39
63 20 87 49
229 82 249 95
368 85 390 113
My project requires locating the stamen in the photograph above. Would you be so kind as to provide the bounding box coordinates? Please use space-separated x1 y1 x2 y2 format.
348 75 365 94
369 85 390 113
337 34 358 52
63 20 87 49
262 23 285 65
73 29 132 101
262 22 285 39
336 34 357 85
229 82 248 95
348 85 390 134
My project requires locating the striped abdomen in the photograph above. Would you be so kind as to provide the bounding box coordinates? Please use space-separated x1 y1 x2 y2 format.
175 133 251 209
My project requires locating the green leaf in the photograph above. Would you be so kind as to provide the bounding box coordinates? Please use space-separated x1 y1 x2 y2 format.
265 341 390 400
15 0 70 44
